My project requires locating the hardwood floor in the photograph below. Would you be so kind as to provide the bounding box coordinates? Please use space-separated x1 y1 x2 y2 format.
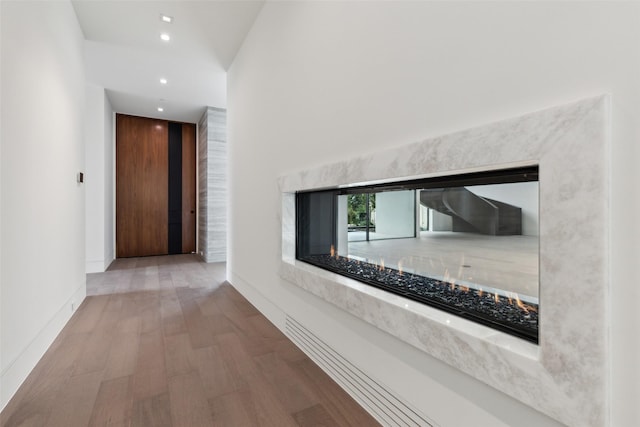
0 255 379 427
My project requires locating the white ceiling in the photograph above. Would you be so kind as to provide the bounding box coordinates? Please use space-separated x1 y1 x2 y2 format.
72 0 264 123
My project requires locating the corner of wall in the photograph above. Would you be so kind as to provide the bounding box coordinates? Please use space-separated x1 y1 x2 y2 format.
103 255 114 272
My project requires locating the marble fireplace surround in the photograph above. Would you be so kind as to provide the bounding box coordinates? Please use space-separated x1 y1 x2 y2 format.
278 95 609 426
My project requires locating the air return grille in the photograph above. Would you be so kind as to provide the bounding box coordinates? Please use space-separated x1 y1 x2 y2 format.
285 316 435 427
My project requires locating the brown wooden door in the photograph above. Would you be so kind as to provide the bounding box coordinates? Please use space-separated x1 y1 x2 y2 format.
182 123 196 253
116 114 169 257
116 114 197 257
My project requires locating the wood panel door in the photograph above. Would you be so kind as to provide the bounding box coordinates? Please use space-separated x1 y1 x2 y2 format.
182 123 196 253
116 114 197 258
117 115 169 257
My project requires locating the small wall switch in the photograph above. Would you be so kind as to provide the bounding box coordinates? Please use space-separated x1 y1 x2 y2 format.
77 172 84 183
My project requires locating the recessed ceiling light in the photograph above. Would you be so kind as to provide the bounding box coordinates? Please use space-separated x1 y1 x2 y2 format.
160 14 173 23
160 33 170 42
160 78 167 85
157 107 164 112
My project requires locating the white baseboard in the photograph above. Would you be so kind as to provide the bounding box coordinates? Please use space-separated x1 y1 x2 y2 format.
103 255 114 271
85 256 114 273
86 259 105 273
0 283 86 412
228 271 285 330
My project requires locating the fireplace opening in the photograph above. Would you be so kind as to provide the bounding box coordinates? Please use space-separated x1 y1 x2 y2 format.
296 166 539 343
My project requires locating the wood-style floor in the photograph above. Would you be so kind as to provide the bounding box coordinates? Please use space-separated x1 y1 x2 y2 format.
0 255 379 427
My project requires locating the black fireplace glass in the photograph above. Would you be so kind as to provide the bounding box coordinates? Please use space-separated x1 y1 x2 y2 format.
296 166 540 343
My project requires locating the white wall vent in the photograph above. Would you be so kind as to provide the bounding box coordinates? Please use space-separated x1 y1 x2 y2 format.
285 315 435 427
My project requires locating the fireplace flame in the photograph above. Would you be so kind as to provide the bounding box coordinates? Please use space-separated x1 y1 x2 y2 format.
478 288 484 298
330 244 335 258
398 260 403 276
515 295 538 313
494 293 500 304
515 294 529 313
380 259 385 271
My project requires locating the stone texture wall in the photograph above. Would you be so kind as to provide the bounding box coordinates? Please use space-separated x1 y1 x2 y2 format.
198 107 227 262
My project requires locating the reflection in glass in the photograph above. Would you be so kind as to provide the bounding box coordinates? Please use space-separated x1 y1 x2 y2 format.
296 167 539 342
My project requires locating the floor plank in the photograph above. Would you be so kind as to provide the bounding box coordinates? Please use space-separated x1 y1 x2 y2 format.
132 329 168 400
289 358 380 426
88 375 133 427
177 289 216 349
293 403 343 427
103 330 140 380
191 344 239 399
45 371 102 427
209 390 258 427
163 333 195 378
253 351 320 414
131 393 172 427
168 371 215 427
243 374 300 427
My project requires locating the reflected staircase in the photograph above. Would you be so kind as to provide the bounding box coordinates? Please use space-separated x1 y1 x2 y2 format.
420 188 522 235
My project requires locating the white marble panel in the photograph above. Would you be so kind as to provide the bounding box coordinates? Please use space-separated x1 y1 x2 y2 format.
198 111 209 257
198 107 227 263
278 95 610 427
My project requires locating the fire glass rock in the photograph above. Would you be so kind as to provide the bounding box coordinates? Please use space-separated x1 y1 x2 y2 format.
303 254 538 342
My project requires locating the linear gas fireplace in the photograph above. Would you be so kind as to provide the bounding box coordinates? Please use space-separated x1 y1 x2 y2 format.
296 166 539 343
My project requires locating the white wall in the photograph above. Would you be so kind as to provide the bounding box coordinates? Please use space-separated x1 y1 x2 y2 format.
0 0 86 411
430 209 453 231
228 2 639 426
85 84 114 273
375 190 415 238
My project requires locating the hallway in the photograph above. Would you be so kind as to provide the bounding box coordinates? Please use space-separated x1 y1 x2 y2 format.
0 256 378 427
